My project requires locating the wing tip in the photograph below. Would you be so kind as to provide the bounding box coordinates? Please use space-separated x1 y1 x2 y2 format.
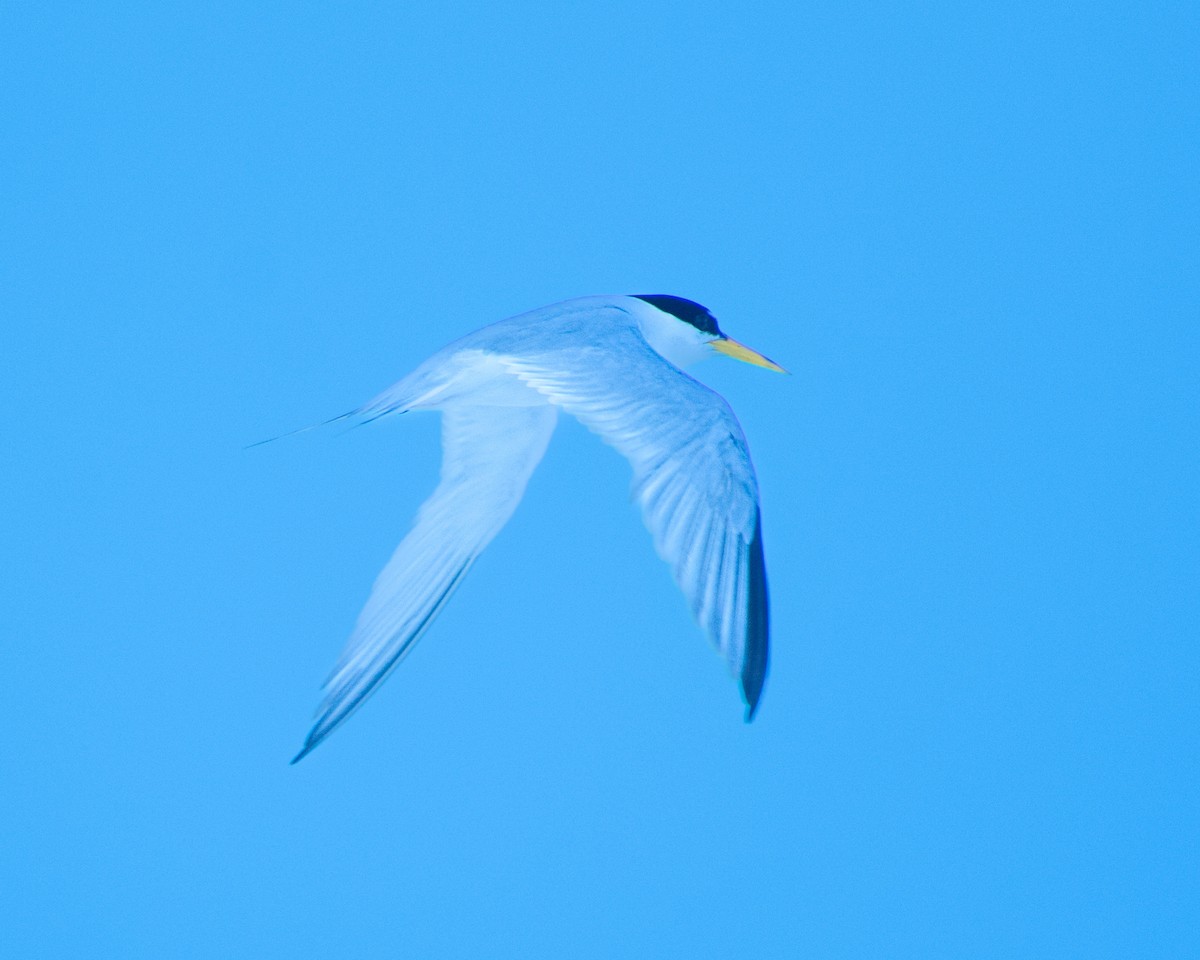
290 736 320 765
741 660 766 721
740 513 770 721
290 712 339 764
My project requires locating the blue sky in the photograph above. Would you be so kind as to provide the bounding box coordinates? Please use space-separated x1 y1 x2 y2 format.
3 1 1196 957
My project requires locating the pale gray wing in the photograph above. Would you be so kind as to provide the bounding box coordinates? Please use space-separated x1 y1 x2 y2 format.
499 333 769 718
292 402 557 762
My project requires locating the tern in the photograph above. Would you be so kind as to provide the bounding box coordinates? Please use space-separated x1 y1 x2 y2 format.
288 294 785 762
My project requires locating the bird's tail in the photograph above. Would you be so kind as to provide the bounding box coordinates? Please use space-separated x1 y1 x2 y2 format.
246 365 452 448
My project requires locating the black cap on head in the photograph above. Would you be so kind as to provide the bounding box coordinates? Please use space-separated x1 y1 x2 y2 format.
632 294 723 338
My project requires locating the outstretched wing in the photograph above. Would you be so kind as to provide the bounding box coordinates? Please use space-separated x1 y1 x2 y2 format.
292 402 557 762
499 332 769 718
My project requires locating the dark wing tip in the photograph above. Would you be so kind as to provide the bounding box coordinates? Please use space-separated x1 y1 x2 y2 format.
740 513 770 720
290 719 334 764
289 704 347 764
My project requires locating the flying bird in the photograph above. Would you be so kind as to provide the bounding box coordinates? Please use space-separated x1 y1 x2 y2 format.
288 294 785 762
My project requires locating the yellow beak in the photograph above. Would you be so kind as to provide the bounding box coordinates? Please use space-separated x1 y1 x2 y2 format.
712 337 788 374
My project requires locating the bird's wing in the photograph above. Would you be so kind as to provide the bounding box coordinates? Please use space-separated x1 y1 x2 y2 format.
292 401 557 762
498 332 769 718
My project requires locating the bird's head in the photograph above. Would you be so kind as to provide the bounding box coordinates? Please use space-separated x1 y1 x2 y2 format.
629 294 787 374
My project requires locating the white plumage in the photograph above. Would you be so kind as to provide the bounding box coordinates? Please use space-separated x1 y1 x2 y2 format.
289 294 784 762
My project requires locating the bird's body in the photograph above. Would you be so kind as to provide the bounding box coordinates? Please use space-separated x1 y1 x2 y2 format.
290 294 783 762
